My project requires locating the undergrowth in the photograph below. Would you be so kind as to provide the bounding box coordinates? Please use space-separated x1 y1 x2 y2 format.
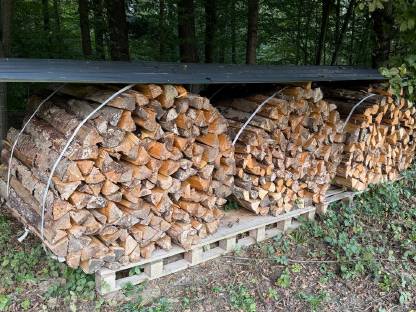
266 164 416 309
0 213 96 311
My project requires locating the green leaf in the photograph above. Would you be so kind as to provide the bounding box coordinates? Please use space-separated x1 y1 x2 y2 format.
368 2 376 12
0 295 10 312
21 299 31 311
276 269 291 288
408 19 415 30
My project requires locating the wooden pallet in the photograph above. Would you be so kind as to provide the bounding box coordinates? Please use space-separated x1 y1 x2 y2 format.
318 176 407 215
316 186 356 215
97 181 411 294
96 205 316 294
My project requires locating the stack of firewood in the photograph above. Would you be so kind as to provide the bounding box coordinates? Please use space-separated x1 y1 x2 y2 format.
326 87 416 191
0 84 235 273
214 84 344 215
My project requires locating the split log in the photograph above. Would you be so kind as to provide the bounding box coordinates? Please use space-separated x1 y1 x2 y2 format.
1 84 234 274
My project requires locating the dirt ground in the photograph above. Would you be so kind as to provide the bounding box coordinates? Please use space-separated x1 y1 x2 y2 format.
139 241 413 311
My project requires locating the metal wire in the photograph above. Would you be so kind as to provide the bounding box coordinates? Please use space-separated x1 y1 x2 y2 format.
342 93 377 131
232 88 285 146
39 84 135 242
7 84 66 198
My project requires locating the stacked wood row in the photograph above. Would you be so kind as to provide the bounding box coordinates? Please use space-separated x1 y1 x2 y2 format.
214 84 344 215
325 86 416 191
0 84 235 273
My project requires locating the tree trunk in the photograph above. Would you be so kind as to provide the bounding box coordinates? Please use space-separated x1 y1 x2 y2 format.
42 0 51 49
52 0 62 53
371 2 393 68
104 0 129 61
231 0 237 64
42 0 50 33
315 0 331 65
331 0 356 65
334 0 341 36
295 0 302 64
159 0 166 61
246 0 259 64
92 0 106 59
78 0 93 57
303 1 313 64
177 0 198 63
204 0 216 63
0 0 13 145
349 8 355 65
53 0 61 32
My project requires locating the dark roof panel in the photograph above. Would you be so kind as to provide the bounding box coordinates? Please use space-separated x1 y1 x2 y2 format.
0 58 385 84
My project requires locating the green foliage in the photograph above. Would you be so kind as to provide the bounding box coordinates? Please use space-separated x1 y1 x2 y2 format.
357 0 389 13
361 0 416 98
290 263 302 273
229 285 257 312
393 1 416 32
7 0 379 68
147 298 170 312
1 245 43 287
20 298 31 311
275 269 291 288
46 267 96 300
399 291 411 305
259 163 416 308
120 283 170 312
0 216 11 249
0 294 10 311
298 291 329 312
380 56 416 101
224 199 240 211
266 288 279 301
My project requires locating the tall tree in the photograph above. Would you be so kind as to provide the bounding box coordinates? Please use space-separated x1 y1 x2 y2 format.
246 0 259 64
204 0 216 63
231 0 237 64
53 0 61 33
177 0 198 63
315 0 331 65
0 0 13 144
42 0 50 33
159 0 166 61
371 1 394 68
52 0 62 54
104 0 130 61
42 0 51 48
92 0 106 59
78 0 93 57
331 0 356 65
295 0 303 64
349 8 355 65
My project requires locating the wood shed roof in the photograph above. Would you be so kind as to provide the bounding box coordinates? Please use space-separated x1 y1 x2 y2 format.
0 58 384 84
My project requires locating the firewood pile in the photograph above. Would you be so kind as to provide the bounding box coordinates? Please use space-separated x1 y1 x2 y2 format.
326 86 416 191
214 84 345 215
1 82 415 275
0 84 235 273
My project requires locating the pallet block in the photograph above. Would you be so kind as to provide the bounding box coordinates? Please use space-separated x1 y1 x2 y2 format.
316 187 356 215
96 206 316 294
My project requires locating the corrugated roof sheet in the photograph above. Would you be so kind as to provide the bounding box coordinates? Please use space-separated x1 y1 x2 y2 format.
0 58 384 84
